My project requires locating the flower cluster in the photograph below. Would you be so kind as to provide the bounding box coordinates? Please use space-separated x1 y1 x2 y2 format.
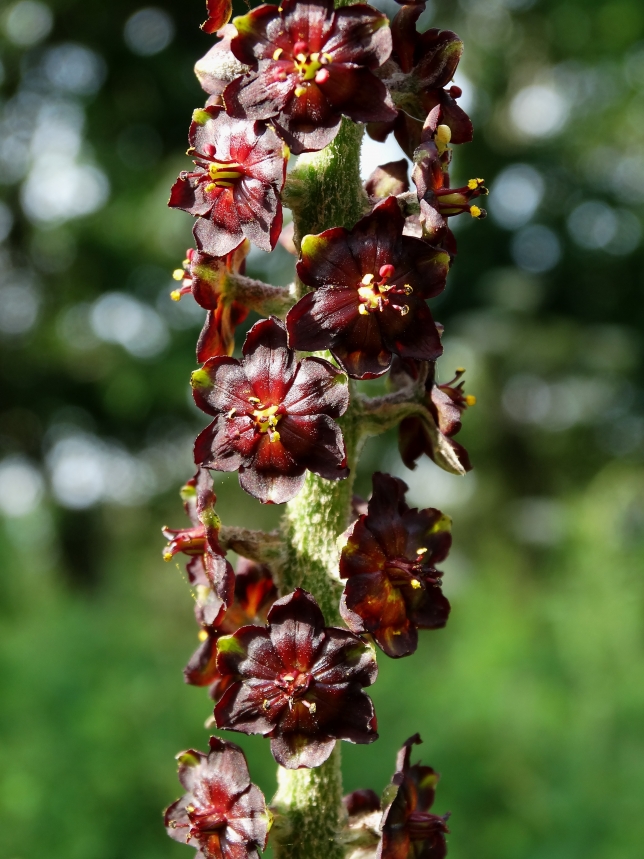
163 1 484 856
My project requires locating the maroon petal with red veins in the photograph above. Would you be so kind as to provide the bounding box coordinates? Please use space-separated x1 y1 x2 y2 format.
282 357 349 418
241 316 297 403
266 588 326 668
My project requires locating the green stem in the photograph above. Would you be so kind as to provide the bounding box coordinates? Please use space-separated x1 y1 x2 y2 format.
271 118 368 859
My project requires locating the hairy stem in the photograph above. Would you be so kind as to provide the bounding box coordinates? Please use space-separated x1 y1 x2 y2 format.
271 118 368 859
224 273 294 318
218 526 285 570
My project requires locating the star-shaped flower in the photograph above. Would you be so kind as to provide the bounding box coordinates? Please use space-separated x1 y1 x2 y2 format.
169 106 287 257
286 197 450 379
340 472 451 658
223 0 397 154
191 316 349 504
165 736 270 859
215 588 379 768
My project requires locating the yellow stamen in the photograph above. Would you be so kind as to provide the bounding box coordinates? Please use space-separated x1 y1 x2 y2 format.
172 269 184 281
468 178 485 190
436 124 452 145
272 47 283 60
163 550 173 561
361 273 375 285
294 85 307 98
470 205 482 218
465 394 477 406
416 547 427 555
198 629 209 642
170 289 182 302
411 579 422 589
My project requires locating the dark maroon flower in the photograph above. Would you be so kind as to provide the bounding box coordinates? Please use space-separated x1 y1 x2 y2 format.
368 6 471 158
411 126 487 245
223 0 396 154
365 159 410 202
214 588 378 769
172 243 250 362
201 0 233 35
339 472 451 658
379 734 449 859
192 316 349 504
165 736 270 859
162 468 235 627
396 362 474 475
287 197 450 379
169 106 287 257
185 559 277 703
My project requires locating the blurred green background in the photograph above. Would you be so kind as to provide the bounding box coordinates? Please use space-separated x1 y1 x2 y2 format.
1 0 644 857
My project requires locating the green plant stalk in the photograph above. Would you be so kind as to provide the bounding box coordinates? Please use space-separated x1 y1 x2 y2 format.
271 118 368 859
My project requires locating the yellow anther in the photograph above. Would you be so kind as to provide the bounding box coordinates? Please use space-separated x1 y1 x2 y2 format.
465 394 477 406
416 547 428 556
323 53 333 63
272 47 283 60
170 289 182 302
172 268 184 281
456 367 465 373
163 550 173 561
361 273 375 285
227 408 237 419
296 52 307 62
249 396 261 403
436 124 452 145
358 304 370 315
470 205 482 218
284 675 294 682
399 305 410 316
187 805 196 813
198 629 209 642
309 702 317 715
310 52 319 62
269 430 281 443
411 579 422 589
294 85 307 97
468 178 485 190
403 284 413 295
205 183 217 193
263 699 271 710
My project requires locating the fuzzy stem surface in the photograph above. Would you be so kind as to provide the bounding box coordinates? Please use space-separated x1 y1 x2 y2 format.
271 118 368 859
